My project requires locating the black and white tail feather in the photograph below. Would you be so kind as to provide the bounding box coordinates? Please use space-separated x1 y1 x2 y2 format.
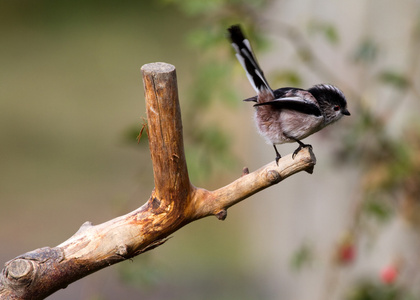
227 24 350 164
227 25 273 99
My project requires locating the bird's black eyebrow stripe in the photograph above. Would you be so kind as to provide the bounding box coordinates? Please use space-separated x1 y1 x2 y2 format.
254 100 322 116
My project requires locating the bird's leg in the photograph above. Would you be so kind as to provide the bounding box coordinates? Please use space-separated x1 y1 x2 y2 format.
273 144 281 165
283 134 312 159
291 138 312 159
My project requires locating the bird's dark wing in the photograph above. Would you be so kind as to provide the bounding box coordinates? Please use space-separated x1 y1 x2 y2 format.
254 97 322 116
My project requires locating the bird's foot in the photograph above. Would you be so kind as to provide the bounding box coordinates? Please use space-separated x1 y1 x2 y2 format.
292 143 312 159
275 153 281 166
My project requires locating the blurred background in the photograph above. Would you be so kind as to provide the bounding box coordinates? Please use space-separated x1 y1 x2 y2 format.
1 0 420 299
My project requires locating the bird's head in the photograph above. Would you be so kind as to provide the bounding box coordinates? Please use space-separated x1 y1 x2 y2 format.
309 84 350 124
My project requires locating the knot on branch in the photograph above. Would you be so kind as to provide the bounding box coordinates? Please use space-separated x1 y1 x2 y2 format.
2 247 64 296
146 195 171 215
4 259 36 289
265 170 281 183
216 209 228 221
115 244 129 257
241 167 250 176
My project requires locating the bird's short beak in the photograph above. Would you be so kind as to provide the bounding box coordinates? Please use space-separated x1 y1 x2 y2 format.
342 108 350 116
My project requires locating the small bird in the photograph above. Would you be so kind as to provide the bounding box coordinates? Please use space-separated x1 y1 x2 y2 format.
227 25 350 164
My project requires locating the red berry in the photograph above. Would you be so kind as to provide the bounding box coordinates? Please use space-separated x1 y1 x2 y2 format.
337 244 355 264
380 265 398 284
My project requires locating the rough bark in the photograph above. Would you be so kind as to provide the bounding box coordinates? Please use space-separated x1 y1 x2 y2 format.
0 62 316 299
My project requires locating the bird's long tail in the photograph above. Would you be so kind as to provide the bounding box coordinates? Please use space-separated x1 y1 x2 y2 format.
228 25 274 101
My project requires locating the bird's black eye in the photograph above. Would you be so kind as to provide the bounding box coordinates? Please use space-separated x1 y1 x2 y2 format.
334 105 340 111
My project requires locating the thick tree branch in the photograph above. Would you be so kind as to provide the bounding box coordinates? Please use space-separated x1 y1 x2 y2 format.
0 63 316 299
142 63 192 204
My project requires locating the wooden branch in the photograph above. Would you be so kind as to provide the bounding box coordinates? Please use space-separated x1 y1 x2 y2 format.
0 63 316 299
191 150 316 220
142 63 191 203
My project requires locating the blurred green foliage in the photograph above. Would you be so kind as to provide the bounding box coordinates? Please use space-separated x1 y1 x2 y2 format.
308 20 340 45
162 0 267 18
346 281 417 300
353 38 379 63
290 242 314 271
272 69 303 87
378 71 410 90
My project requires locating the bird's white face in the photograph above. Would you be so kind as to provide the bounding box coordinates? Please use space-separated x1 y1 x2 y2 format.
323 104 349 125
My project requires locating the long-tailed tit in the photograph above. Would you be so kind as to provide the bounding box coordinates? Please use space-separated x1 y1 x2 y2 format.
228 25 350 164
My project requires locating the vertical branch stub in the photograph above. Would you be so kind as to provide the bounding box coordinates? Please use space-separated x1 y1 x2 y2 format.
141 63 191 208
